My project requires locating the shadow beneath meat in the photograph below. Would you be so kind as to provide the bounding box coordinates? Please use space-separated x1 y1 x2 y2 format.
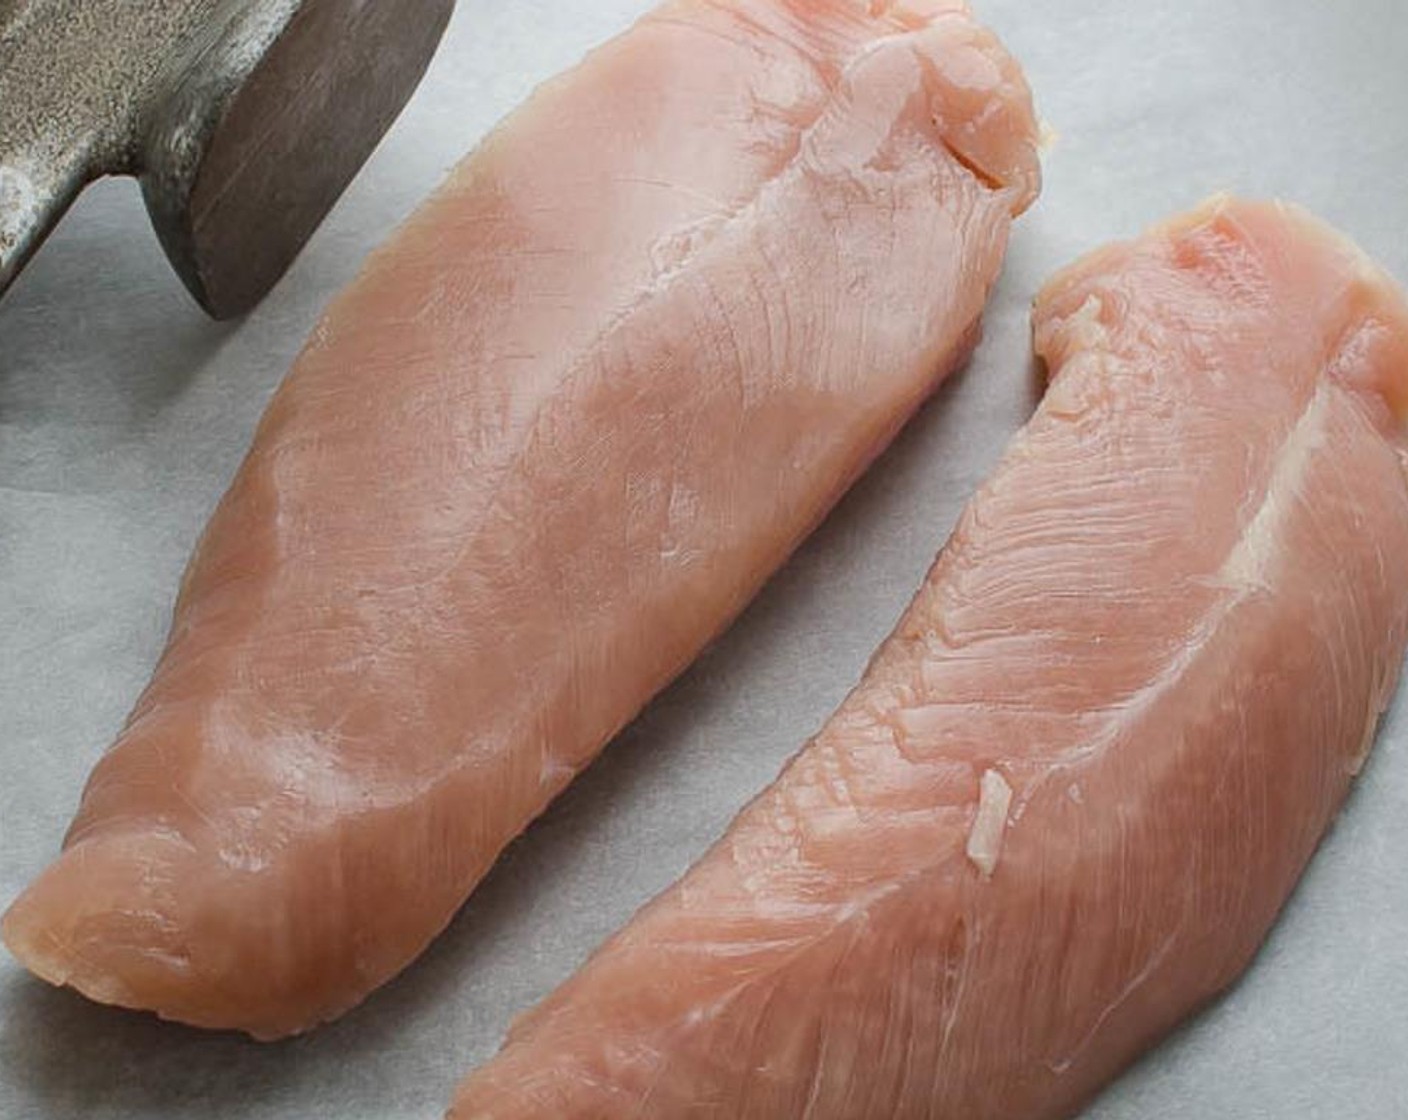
0 977 287 1118
1028 349 1051 409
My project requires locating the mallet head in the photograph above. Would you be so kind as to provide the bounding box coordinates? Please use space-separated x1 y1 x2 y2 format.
0 0 454 319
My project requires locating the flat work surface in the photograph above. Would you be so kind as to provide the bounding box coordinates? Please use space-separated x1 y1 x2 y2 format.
2 2 1406 1116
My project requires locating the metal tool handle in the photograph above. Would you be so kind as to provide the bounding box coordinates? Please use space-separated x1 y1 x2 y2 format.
0 129 91 299
0 0 166 295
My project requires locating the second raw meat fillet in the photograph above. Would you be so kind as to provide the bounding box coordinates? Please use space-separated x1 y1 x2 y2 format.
449 197 1408 1118
2 0 1040 1037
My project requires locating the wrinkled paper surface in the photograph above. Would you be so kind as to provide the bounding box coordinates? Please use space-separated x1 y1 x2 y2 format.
3 1 1407 1116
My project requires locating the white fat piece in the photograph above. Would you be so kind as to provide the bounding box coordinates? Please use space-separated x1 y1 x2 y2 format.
1065 294 1111 351
1219 383 1329 590
966 769 1013 879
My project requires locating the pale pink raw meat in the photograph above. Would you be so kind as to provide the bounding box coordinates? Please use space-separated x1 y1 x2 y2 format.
1 0 1039 1038
448 197 1408 1119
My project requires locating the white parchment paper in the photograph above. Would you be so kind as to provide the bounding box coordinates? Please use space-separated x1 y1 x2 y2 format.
3 1 1407 1116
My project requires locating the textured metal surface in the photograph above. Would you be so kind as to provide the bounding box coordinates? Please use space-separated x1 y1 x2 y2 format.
0 0 453 318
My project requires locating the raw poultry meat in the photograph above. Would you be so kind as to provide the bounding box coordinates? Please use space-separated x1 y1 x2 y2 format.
448 197 1408 1119
2 0 1040 1038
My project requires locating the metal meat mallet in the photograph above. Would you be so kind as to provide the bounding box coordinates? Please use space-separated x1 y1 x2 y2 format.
0 0 454 319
